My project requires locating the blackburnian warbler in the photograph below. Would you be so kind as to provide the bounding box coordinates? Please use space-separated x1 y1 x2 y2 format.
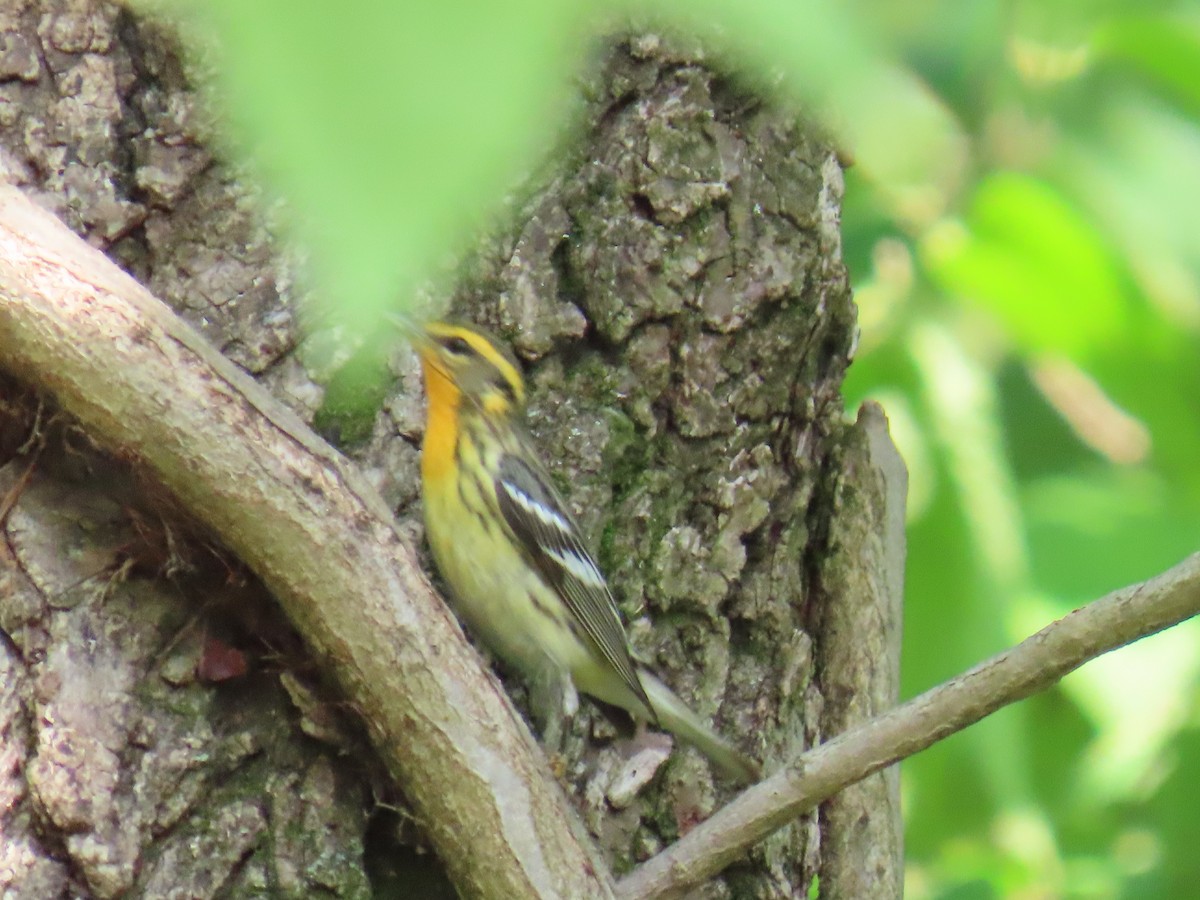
415 320 759 784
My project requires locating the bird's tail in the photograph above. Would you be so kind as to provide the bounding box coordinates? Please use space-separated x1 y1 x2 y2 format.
640 670 761 785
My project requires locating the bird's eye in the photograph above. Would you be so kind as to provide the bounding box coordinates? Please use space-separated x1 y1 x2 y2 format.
441 336 473 357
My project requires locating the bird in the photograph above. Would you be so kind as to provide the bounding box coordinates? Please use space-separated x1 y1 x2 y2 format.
413 318 759 784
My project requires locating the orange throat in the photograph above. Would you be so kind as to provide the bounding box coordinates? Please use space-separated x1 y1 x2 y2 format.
420 359 460 483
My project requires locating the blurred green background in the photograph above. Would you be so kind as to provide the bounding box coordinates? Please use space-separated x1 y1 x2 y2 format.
170 0 1200 896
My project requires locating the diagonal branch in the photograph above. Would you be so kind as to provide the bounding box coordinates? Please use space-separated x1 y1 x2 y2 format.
618 552 1200 899
0 185 614 900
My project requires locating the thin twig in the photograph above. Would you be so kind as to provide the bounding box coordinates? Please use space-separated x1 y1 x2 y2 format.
618 553 1200 899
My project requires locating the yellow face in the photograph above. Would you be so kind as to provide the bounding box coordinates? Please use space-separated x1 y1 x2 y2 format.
417 321 526 418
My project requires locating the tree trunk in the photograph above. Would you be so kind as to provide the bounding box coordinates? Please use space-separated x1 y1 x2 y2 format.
0 5 903 898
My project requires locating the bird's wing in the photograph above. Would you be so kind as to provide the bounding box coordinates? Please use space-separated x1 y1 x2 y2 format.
493 451 654 720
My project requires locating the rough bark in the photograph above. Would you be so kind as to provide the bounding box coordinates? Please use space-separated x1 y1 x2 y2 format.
0 5 904 898
0 435 376 899
807 403 906 898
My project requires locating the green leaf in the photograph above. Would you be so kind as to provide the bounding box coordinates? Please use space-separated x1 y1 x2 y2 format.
922 172 1127 356
1097 15 1200 119
186 0 581 322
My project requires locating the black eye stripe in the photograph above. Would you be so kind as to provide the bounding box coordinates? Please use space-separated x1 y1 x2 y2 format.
495 378 518 404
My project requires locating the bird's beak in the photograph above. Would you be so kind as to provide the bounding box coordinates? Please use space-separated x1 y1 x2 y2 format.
384 311 421 341
385 312 436 361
